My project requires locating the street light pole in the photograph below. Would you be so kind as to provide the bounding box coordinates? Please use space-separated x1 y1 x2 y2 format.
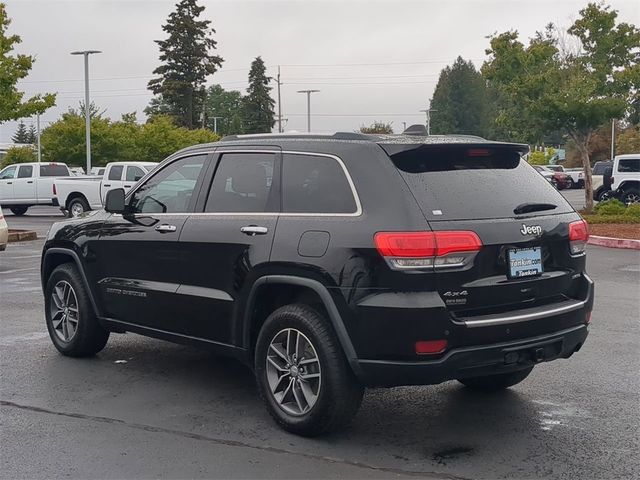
297 90 320 132
36 113 41 162
420 107 437 136
71 50 101 174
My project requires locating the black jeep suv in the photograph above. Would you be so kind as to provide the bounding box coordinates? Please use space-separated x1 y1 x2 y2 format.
41 132 593 436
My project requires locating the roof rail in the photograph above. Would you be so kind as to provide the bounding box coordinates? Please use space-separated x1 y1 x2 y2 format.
220 132 373 142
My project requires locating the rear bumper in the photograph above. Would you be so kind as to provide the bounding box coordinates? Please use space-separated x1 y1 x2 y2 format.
51 197 60 207
357 324 588 387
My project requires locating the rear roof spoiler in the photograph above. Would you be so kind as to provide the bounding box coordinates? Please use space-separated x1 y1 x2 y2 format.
379 142 530 157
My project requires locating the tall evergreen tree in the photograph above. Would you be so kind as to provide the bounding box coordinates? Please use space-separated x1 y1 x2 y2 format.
243 57 275 134
146 0 223 128
429 56 490 137
12 120 29 143
26 124 37 143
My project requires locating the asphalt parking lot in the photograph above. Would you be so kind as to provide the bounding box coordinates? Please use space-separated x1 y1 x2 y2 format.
1 199 638 479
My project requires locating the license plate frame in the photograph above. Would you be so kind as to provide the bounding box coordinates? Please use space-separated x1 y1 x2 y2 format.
507 246 543 279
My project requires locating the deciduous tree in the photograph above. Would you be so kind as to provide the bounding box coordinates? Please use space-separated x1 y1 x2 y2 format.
0 3 55 122
483 3 640 211
359 121 394 134
205 84 245 135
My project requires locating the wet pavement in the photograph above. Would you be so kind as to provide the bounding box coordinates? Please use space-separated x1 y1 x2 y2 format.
1 205 638 479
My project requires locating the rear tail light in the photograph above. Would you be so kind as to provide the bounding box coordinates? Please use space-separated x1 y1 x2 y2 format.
53 183 57 195
569 219 589 255
610 176 614 184
375 231 482 270
415 340 448 355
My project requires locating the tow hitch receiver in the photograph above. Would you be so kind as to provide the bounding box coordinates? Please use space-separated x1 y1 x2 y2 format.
503 340 562 365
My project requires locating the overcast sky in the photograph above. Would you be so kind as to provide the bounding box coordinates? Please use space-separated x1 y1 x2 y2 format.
1 0 638 142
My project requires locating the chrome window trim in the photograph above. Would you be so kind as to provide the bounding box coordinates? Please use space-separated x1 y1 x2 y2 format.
125 148 363 218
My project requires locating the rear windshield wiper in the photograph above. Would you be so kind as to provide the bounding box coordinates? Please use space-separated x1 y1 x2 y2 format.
513 202 557 215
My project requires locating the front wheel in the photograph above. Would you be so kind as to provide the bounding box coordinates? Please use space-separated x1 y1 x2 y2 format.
9 205 28 216
458 367 533 391
44 263 109 357
254 304 363 437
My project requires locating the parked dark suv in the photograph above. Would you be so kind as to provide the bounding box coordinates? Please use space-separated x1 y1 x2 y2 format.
41 132 594 436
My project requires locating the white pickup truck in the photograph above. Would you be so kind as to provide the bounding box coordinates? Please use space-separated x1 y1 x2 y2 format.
0 162 71 216
54 161 158 217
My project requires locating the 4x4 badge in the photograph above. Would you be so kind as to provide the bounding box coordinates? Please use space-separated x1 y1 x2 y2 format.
520 224 543 236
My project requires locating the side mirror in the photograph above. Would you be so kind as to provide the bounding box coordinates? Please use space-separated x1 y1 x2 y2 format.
105 188 126 214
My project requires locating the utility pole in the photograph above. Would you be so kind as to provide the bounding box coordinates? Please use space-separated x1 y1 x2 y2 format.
402 121 407 132
297 89 320 132
211 116 223 134
36 113 41 163
419 107 437 136
71 50 101 174
277 66 283 133
611 118 615 160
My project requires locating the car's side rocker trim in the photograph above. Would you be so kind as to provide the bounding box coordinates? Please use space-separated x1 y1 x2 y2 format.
42 247 101 317
244 275 363 376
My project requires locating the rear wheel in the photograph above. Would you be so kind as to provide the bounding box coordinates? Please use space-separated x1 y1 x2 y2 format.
44 263 109 357
458 367 533 391
9 206 28 216
254 304 363 437
621 188 640 205
565 177 574 189
599 189 614 202
68 197 90 217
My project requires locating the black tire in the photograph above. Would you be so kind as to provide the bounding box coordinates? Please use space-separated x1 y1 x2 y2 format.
621 188 640 205
44 263 109 357
9 205 28 216
599 189 614 202
458 366 533 391
67 196 90 218
565 178 574 189
254 303 364 437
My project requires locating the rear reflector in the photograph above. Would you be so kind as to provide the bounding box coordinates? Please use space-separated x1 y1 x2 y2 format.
569 219 589 254
415 340 448 355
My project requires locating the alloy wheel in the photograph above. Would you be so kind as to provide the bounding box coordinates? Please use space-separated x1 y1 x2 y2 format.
70 202 85 217
265 328 322 416
623 192 640 205
50 280 79 342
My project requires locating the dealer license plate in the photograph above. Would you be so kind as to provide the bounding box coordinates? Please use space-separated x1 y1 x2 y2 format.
507 246 543 279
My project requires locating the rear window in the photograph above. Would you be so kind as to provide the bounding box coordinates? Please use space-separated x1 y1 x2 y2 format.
40 164 69 177
593 162 612 175
388 146 573 221
618 158 640 173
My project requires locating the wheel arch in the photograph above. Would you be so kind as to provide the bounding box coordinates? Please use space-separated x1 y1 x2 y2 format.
618 180 639 192
242 275 362 377
65 192 90 210
42 248 100 317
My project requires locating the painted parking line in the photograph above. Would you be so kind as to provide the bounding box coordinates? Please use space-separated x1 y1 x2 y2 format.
0 266 40 275
0 332 49 347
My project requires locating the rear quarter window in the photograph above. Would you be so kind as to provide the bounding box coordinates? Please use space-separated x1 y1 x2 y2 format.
387 146 573 221
618 158 640 173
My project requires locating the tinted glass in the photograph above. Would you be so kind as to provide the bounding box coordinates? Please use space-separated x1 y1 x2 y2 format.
205 153 276 213
40 165 69 177
282 154 357 214
618 158 640 173
389 146 573 220
126 166 146 182
108 165 124 181
0 166 16 179
592 162 611 175
130 155 206 214
17 165 33 178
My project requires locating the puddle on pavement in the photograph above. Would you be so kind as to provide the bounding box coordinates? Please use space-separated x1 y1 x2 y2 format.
533 400 592 431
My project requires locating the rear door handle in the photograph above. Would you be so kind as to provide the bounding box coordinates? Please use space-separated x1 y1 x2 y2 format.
240 226 268 236
6 182 12 184
124 185 131 188
155 224 177 233
103 184 111 187
27 181 34 184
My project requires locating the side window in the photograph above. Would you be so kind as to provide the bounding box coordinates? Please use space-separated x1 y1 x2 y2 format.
619 158 640 173
205 153 276 213
282 154 357 214
108 165 124 181
126 166 146 182
17 165 33 178
130 155 206 214
0 166 17 180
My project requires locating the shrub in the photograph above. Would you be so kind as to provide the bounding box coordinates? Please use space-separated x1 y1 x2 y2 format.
594 199 627 216
624 203 640 218
0 146 36 168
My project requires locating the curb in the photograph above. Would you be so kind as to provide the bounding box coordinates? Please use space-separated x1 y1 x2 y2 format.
588 235 640 250
7 229 38 242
